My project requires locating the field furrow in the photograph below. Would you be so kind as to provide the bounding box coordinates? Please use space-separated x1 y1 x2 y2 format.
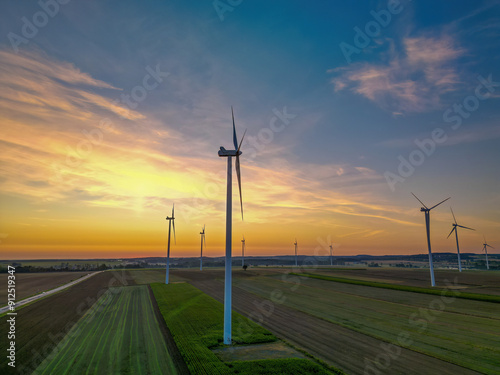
34 285 180 375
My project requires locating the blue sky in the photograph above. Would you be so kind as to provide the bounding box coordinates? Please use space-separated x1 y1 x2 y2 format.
0 0 499 258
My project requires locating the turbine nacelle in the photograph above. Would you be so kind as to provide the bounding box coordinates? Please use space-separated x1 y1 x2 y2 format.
218 147 242 157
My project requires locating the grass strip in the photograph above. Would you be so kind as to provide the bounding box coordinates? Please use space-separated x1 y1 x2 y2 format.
292 273 500 303
151 282 339 374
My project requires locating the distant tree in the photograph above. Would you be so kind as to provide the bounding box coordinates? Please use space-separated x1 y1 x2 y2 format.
242 265 248 271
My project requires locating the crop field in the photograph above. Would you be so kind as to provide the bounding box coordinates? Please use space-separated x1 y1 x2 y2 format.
305 267 500 295
127 268 185 284
151 282 337 374
0 270 135 375
173 268 499 375
3 267 497 375
0 271 89 305
35 285 180 375
292 272 500 303
235 273 500 373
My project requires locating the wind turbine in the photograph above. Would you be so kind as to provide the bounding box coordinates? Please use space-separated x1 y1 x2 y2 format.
165 204 176 284
482 236 494 270
200 225 206 271
447 208 474 272
241 235 245 267
329 243 333 266
412 193 450 287
218 106 245 345
294 239 298 266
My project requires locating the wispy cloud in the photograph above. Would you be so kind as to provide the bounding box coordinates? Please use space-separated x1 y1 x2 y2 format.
330 34 464 114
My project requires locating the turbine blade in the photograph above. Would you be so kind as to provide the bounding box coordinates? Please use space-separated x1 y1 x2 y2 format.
235 154 243 220
231 106 238 150
457 225 475 231
486 244 494 249
411 192 428 209
447 227 456 239
450 207 457 224
172 219 176 245
429 197 451 210
237 129 247 154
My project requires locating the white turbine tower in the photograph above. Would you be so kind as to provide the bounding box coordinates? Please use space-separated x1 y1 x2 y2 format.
200 225 206 271
329 243 333 266
294 239 298 266
241 235 245 267
482 237 494 270
218 106 245 345
165 204 176 284
412 193 450 287
447 208 474 272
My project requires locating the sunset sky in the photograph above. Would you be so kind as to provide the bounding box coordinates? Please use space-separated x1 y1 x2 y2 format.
1 0 499 259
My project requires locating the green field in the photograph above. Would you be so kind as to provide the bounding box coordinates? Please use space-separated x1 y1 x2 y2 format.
151 282 336 374
35 285 179 375
233 272 500 374
293 272 500 303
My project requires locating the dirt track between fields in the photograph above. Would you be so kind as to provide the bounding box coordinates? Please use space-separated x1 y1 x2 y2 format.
174 269 480 375
148 285 190 375
0 272 90 306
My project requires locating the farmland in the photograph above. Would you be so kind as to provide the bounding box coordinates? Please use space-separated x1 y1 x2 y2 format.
0 270 135 375
35 285 181 375
171 268 499 375
2 266 498 374
151 282 337 374
305 267 500 295
127 268 185 284
292 272 500 303
0 271 89 305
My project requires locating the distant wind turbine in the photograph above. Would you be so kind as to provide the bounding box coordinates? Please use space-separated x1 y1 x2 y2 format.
294 239 298 266
218 106 245 345
200 225 206 271
329 243 333 266
482 236 494 270
165 204 176 284
447 208 474 272
241 235 245 267
412 193 450 287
